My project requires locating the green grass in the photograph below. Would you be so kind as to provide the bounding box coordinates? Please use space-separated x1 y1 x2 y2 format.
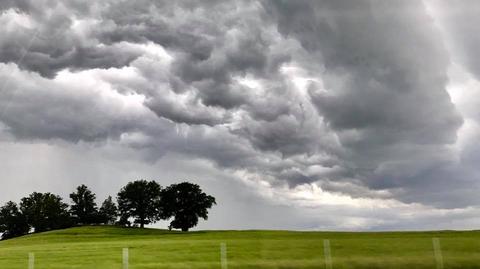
1 226 480 268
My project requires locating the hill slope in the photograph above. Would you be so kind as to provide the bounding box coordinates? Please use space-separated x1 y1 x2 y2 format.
1 226 480 268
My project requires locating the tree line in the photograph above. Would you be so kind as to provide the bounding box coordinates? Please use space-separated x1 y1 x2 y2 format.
0 180 216 240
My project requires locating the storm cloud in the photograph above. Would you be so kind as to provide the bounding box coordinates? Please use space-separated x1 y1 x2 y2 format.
1 0 480 230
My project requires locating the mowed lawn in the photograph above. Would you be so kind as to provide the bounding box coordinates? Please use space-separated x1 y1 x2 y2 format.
1 226 480 268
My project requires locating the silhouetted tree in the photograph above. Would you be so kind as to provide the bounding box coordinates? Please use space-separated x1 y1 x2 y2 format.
70 184 98 225
0 201 29 240
117 215 131 227
98 196 118 225
20 192 72 233
117 180 164 228
163 182 216 232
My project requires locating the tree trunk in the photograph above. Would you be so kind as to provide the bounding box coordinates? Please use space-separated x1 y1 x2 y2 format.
182 227 189 232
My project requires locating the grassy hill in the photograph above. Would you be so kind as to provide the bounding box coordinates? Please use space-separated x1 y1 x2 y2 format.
1 226 480 268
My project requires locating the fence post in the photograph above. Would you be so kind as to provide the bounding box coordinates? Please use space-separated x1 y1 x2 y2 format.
432 238 444 269
123 248 129 269
220 242 227 269
28 253 34 269
323 239 332 269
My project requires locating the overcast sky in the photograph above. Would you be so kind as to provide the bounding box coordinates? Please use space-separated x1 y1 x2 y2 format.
1 0 480 231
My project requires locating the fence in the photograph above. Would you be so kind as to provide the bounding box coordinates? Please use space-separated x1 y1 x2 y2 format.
21 237 446 269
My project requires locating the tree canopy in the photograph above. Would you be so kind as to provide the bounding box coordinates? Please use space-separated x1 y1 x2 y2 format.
117 180 164 228
163 182 216 232
98 196 118 225
0 201 29 240
70 184 98 225
20 192 71 233
0 180 216 240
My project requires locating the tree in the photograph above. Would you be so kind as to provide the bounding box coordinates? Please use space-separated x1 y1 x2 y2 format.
0 201 29 240
117 180 163 228
70 184 98 225
98 196 118 225
117 215 131 227
20 192 72 233
163 182 216 232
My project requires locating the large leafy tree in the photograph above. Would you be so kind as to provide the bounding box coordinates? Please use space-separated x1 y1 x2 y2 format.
98 196 118 225
163 182 216 232
117 180 163 228
20 192 71 233
70 184 98 225
0 201 29 240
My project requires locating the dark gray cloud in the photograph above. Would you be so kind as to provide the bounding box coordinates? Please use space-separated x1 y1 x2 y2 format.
0 0 32 12
0 1 142 78
432 1 480 80
263 0 465 203
0 64 165 142
266 0 462 142
1 0 480 230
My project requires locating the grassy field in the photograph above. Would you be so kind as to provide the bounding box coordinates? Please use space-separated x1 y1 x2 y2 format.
1 226 480 268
